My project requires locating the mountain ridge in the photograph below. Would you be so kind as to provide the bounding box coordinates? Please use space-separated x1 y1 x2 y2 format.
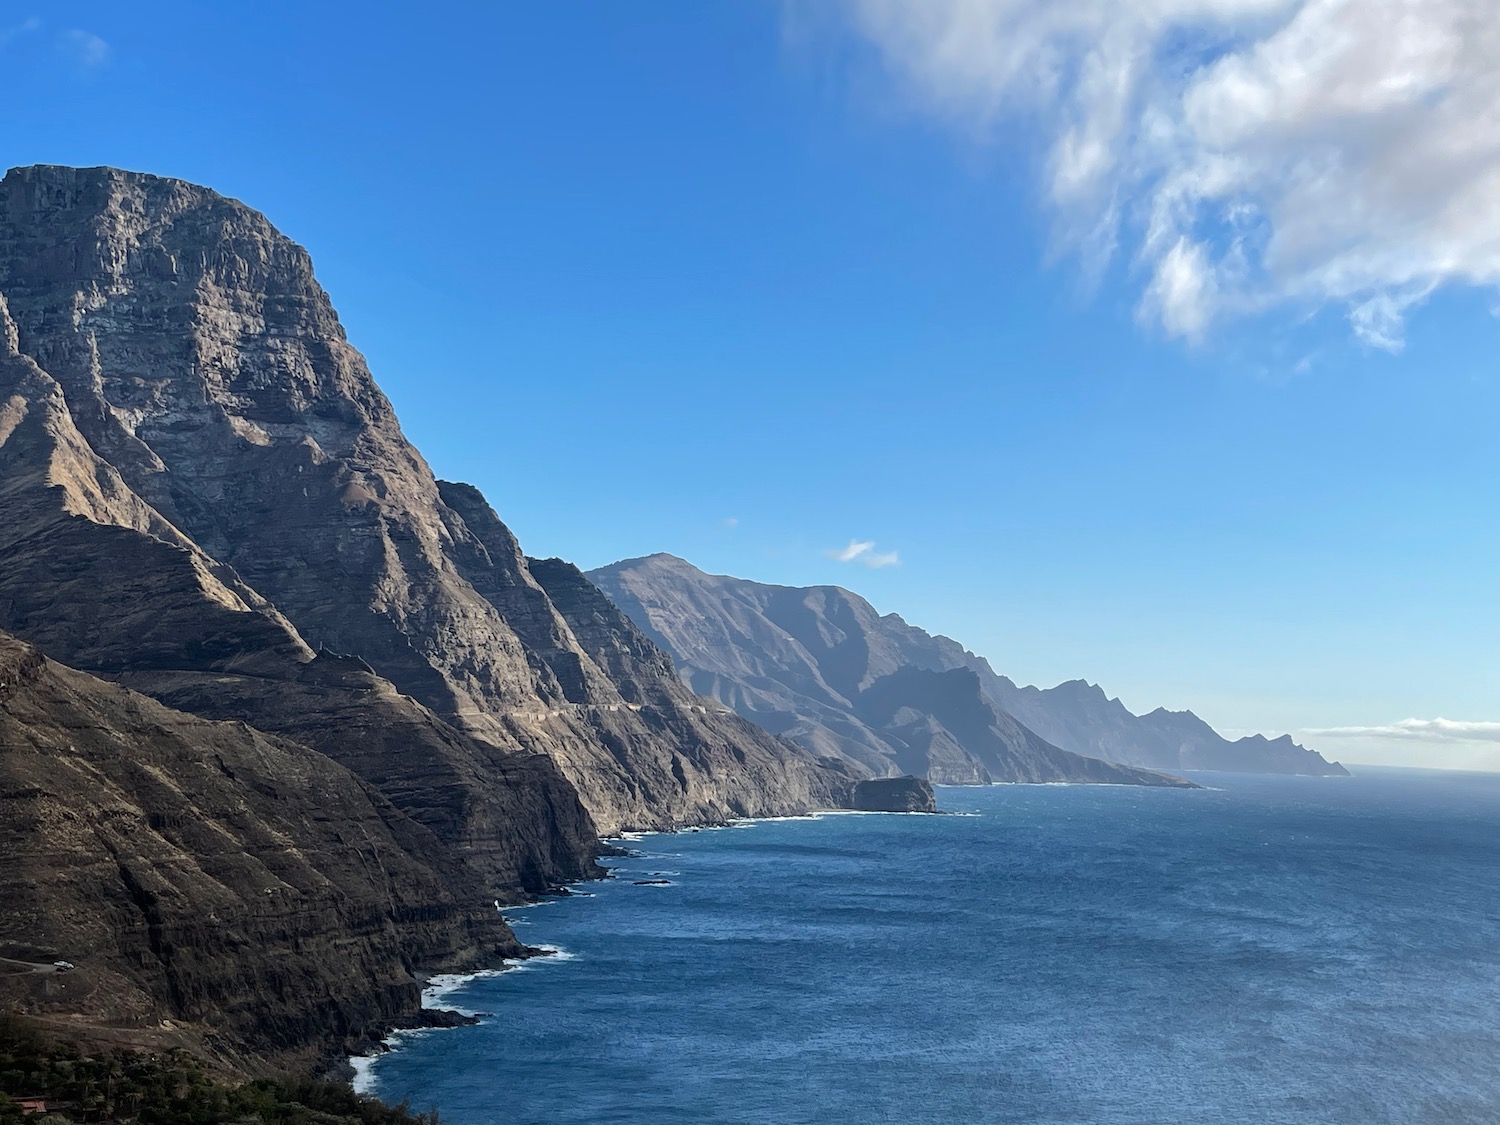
588 553 1346 778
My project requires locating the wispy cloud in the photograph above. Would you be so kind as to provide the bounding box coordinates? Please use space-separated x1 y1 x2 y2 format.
0 16 41 50
828 539 901 567
1301 718 1500 745
722 517 740 528
818 0 1500 349
61 28 109 69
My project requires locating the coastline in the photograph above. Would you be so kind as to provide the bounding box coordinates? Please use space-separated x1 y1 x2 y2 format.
345 804 934 1095
340 774 1500 1125
348 945 578 1095
345 784 1226 1096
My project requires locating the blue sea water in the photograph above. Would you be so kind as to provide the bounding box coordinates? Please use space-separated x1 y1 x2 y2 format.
360 769 1500 1124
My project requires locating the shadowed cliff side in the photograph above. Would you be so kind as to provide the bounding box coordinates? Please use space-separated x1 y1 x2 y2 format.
0 633 517 1073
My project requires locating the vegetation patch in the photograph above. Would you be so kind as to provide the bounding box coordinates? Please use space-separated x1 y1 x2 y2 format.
0 1018 437 1125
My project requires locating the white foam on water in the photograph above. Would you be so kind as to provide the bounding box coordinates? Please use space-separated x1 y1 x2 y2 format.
349 1053 379 1096
349 944 584 1086
507 944 578 971
421 969 508 1011
810 809 902 817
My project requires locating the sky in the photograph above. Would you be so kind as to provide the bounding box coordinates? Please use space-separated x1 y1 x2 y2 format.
3 1 1496 769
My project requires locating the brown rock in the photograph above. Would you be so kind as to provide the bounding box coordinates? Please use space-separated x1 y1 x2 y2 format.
0 632 513 1071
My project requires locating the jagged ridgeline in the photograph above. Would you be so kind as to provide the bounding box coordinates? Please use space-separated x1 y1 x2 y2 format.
588 554 1347 779
0 165 861 1065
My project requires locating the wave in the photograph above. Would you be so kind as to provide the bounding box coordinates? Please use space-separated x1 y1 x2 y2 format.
507 945 578 971
348 946 580 1093
348 1054 379 1096
421 969 508 1010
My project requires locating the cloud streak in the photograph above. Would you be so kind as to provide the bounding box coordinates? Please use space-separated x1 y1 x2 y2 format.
826 0 1500 349
0 17 41 49
828 539 901 567
1301 718 1500 745
62 28 110 69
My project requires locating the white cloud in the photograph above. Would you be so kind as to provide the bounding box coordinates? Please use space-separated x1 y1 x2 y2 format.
832 539 875 562
828 539 902 567
722 517 740 528
62 28 109 69
1302 717 1500 744
824 0 1500 348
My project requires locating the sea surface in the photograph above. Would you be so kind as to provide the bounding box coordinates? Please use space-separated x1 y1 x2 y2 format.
358 769 1500 1124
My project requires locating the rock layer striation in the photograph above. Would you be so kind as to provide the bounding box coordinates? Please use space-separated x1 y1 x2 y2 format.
0 632 515 1070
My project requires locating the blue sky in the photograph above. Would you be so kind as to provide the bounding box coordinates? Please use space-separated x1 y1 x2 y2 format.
4 1 1497 767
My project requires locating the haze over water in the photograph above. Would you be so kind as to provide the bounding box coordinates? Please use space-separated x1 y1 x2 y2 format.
363 770 1500 1124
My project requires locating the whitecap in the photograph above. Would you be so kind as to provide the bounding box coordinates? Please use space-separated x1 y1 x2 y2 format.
506 945 578 971
349 1053 380 1096
421 969 507 1011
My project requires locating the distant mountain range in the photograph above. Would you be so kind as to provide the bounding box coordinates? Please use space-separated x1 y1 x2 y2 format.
588 554 1347 780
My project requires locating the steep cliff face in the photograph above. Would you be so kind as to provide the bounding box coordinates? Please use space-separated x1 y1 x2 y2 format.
523 554 859 821
0 297 599 894
0 633 514 1070
0 164 853 844
590 554 1343 779
428 480 856 827
589 555 1191 786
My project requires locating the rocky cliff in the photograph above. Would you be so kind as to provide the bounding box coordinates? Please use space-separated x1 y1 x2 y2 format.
588 553 1345 778
850 777 937 813
0 164 866 1069
589 554 1194 786
0 164 855 845
0 632 514 1071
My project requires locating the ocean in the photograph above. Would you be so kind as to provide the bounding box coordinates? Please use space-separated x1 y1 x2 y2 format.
356 769 1500 1124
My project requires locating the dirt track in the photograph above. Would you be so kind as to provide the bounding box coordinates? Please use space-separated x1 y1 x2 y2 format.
0 956 66 977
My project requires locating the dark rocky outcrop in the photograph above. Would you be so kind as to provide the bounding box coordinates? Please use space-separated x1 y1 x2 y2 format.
850 777 937 813
0 632 514 1071
588 554 1345 778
